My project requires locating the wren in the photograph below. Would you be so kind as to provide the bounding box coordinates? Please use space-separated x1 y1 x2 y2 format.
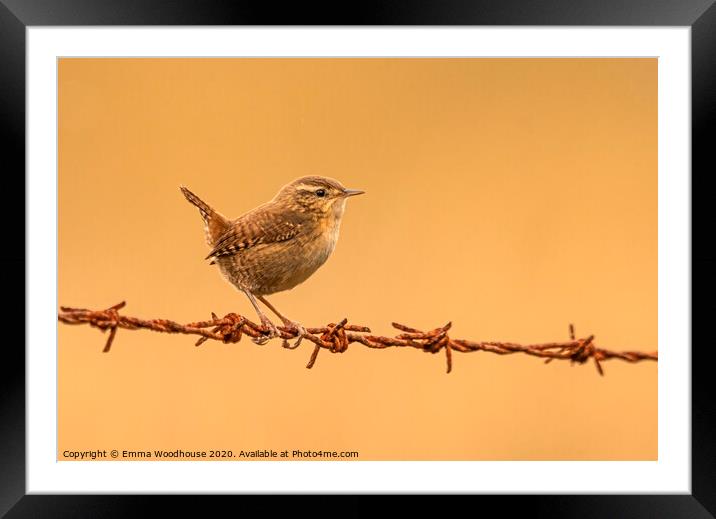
181 176 364 344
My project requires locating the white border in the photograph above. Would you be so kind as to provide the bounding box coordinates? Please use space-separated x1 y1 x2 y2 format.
28 27 690 493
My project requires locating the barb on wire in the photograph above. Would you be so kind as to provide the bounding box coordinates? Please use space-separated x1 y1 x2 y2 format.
58 301 658 375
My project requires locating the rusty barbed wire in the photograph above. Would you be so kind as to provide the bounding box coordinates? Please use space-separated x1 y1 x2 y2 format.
58 301 658 375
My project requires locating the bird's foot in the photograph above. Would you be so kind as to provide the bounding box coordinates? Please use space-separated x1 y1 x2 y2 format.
280 319 307 349
282 319 307 337
252 316 281 345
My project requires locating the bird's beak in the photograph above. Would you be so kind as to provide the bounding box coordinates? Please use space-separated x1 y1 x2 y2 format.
343 189 365 197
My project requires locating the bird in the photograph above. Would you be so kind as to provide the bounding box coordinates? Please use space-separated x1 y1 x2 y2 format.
180 176 364 345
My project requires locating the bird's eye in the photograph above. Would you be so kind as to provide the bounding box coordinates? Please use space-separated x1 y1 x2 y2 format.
315 189 326 197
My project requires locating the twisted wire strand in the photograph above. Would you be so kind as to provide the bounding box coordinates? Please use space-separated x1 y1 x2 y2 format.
58 301 658 375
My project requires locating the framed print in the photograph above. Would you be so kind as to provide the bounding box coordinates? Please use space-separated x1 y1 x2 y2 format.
2 0 714 516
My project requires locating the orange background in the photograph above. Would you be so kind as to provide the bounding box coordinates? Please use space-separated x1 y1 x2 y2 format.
58 58 657 460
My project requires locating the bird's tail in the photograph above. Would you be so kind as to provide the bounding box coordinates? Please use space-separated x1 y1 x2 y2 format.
180 186 230 247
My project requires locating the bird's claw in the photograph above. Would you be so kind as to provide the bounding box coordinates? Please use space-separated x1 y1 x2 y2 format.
286 321 307 337
252 317 280 345
281 320 306 349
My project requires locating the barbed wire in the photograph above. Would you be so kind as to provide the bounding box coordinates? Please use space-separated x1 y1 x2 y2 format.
58 301 658 374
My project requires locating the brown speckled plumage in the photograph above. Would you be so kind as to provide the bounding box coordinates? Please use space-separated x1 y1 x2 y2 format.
180 176 363 343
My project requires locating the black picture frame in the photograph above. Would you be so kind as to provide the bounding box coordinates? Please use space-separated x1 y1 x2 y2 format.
2 1 713 516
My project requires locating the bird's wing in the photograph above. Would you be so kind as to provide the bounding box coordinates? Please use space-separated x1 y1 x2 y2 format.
206 209 303 260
